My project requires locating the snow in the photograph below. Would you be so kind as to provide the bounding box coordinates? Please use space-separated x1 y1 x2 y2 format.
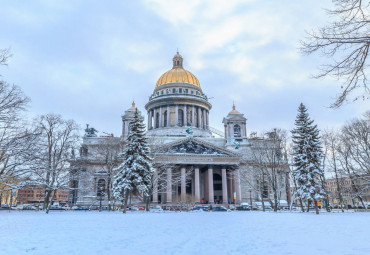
0 211 369 255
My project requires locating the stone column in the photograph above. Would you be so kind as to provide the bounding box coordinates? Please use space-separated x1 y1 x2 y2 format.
208 166 214 203
181 166 186 202
203 109 207 129
167 105 170 127
222 167 228 204
192 106 195 126
166 168 172 203
159 107 162 128
198 107 202 128
184 105 187 126
206 111 209 129
194 166 200 203
153 108 157 129
147 111 150 130
234 169 241 203
175 105 179 126
153 170 158 203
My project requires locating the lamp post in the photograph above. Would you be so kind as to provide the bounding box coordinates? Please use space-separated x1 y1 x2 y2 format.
249 187 253 211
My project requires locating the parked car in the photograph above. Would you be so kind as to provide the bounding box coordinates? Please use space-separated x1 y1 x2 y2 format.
0 204 10 210
73 206 89 211
150 205 163 213
192 206 203 211
213 206 229 212
23 205 36 210
236 204 250 211
228 205 236 210
49 205 63 210
129 206 139 211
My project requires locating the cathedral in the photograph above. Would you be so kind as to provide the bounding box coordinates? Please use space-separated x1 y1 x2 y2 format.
70 52 290 207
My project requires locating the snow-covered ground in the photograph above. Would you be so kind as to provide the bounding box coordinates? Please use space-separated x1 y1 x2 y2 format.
0 211 369 255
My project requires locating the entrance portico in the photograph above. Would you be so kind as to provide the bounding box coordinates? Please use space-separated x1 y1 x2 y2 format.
152 137 241 204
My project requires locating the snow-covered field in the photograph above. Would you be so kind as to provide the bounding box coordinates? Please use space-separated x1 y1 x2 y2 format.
0 211 369 255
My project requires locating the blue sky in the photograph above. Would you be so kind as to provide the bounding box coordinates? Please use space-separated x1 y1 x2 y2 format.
0 0 368 136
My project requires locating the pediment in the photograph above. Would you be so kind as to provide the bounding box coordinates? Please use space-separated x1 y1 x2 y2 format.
156 137 236 156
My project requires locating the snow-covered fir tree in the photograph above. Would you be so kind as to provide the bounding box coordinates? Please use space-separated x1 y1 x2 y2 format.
113 108 154 213
291 103 326 214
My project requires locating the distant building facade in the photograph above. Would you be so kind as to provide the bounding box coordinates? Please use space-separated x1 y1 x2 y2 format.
325 176 370 206
17 185 68 205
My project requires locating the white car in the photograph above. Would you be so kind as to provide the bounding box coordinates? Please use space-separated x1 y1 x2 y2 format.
150 205 163 213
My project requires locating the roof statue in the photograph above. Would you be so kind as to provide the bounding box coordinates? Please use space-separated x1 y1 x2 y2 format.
186 126 193 135
84 124 98 137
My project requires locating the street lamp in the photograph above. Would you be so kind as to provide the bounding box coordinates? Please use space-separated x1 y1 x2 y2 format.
248 187 253 210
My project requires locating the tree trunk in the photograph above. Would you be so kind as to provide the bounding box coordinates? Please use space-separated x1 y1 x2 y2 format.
123 190 129 214
107 177 111 211
273 189 278 212
145 195 150 211
306 200 310 212
43 189 52 210
299 197 304 212
314 199 319 214
45 190 56 214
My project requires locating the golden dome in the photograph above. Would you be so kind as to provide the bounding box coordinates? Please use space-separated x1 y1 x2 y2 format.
155 52 201 88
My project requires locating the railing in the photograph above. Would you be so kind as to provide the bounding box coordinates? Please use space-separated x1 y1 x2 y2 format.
209 126 224 138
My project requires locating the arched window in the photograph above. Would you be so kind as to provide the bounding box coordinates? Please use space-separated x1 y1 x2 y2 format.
163 110 167 127
234 124 241 137
97 179 105 197
155 112 160 128
178 109 184 127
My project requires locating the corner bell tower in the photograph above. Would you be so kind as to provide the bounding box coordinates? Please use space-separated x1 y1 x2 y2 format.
222 103 247 144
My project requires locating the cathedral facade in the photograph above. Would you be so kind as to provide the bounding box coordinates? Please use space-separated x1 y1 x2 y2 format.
70 52 290 207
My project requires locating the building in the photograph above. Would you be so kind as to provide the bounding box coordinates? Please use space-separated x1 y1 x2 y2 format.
17 185 69 205
325 176 370 206
70 52 290 207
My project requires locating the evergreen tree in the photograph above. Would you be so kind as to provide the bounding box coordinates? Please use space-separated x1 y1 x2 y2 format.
291 103 326 214
113 109 154 213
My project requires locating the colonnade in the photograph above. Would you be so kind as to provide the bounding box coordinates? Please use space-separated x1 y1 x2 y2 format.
148 104 209 130
152 165 242 204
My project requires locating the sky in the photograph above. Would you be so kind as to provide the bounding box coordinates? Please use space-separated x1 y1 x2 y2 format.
0 0 368 137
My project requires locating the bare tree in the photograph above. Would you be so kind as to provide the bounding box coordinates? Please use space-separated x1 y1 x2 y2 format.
322 129 345 212
27 114 79 213
95 136 122 210
336 111 370 207
301 0 370 107
245 129 289 212
0 48 32 203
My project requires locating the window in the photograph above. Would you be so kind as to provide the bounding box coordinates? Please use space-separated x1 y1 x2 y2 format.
173 88 176 93
234 124 241 137
196 91 200 96
178 109 184 127
191 90 194 95
97 179 106 197
185 89 188 93
263 185 268 198
179 88 182 93
161 90 164 95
